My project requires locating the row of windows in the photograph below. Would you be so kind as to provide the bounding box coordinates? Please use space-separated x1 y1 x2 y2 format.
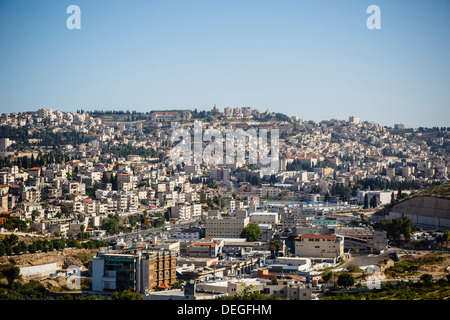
305 238 335 242
208 228 242 230
298 245 337 248
158 270 176 277
158 261 176 266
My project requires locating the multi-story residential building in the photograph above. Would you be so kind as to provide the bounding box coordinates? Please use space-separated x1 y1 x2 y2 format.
118 173 134 186
171 202 191 220
46 221 70 236
349 116 360 124
64 182 85 195
223 107 232 117
191 203 202 219
21 187 41 202
113 193 128 212
95 202 108 215
83 199 96 215
210 167 230 182
71 201 84 213
91 247 177 295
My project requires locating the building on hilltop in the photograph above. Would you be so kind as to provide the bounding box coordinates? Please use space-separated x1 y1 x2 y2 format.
150 111 181 122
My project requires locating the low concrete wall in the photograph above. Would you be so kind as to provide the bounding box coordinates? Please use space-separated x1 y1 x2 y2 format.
392 196 450 219
20 262 58 276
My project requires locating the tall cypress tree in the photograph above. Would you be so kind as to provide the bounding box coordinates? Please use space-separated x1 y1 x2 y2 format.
363 193 369 209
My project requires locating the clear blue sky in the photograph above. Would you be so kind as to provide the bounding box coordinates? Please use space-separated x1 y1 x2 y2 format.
1 0 449 127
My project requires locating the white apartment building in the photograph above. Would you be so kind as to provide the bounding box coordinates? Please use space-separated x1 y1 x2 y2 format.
223 197 236 212
96 202 108 215
295 234 344 260
113 193 128 212
47 222 70 236
171 202 191 220
83 199 96 215
175 230 201 240
191 203 202 219
205 215 249 238
71 201 84 213
249 212 279 227
267 188 281 198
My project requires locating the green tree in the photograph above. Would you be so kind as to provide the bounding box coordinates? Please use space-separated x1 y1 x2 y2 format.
363 193 369 209
374 216 415 241
17 241 28 253
268 236 282 258
420 273 433 287
443 230 450 242
370 195 378 208
337 273 354 288
321 271 333 283
111 174 119 191
171 280 185 289
27 243 37 254
102 171 109 183
2 234 19 247
346 264 362 273
241 223 261 242
12 245 21 255
112 290 143 300
101 217 120 235
61 202 71 214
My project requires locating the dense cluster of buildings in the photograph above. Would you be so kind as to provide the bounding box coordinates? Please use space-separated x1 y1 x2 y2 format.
0 106 448 299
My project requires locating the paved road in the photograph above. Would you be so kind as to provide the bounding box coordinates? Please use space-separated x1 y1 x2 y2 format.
340 253 388 269
338 247 405 270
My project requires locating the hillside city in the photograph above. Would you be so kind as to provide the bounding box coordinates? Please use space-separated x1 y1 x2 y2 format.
0 106 449 301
